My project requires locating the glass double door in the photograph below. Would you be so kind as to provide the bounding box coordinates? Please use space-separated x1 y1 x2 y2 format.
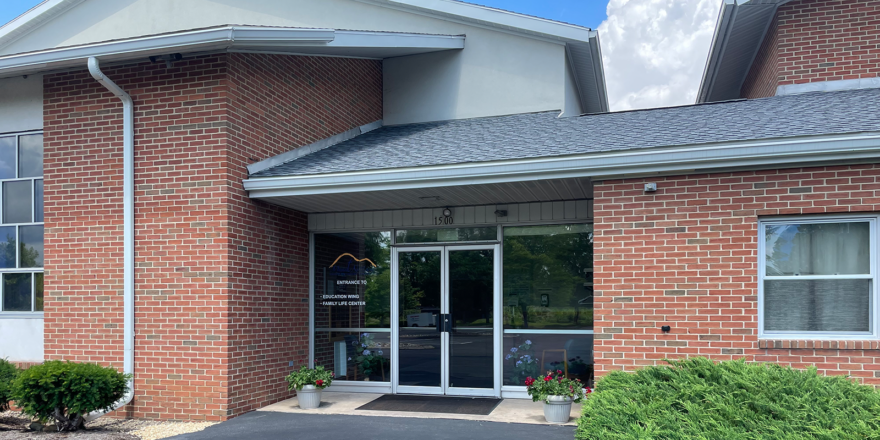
393 245 499 397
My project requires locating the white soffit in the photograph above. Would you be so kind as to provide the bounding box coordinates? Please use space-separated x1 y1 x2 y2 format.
697 0 794 103
0 26 465 79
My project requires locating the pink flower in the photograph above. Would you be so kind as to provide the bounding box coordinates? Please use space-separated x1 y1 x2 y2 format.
544 376 551 382
316 379 324 386
524 377 535 386
557 369 563 375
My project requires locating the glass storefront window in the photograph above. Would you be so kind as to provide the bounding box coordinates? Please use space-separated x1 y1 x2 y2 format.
503 333 593 386
314 232 392 329
503 224 593 330
313 330 391 382
396 227 496 244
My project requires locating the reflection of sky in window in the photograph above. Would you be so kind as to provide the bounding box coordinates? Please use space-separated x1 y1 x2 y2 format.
19 134 43 178
3 180 32 224
34 180 43 223
0 137 14 180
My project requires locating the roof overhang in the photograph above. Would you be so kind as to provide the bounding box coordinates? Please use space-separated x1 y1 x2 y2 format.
244 131 880 213
0 26 465 79
697 0 794 103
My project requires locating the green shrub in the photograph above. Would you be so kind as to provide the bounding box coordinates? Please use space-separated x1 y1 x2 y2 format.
0 358 18 411
12 361 130 431
577 357 880 440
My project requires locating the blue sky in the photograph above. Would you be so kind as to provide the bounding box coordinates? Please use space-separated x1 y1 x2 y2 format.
1 0 609 29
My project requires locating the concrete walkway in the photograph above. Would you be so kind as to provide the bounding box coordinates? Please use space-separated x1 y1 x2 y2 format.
259 392 582 426
169 411 577 440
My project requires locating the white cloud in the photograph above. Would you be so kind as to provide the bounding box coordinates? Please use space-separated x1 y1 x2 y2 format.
597 0 720 111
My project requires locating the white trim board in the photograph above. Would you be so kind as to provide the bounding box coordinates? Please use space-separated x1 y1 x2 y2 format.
0 26 465 79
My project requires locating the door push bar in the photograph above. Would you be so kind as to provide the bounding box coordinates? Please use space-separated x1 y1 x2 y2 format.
437 314 452 333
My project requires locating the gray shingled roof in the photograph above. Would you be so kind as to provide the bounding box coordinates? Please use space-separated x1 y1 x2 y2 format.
252 88 880 177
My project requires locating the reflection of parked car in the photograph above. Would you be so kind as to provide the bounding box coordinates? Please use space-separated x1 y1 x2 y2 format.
406 313 436 327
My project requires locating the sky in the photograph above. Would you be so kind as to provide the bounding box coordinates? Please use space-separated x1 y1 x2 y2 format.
0 0 720 111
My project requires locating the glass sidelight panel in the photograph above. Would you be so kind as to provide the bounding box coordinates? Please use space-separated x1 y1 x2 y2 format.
448 249 494 389
398 251 443 387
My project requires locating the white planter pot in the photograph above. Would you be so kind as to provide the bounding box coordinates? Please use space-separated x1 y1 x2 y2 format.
297 385 323 409
543 395 573 424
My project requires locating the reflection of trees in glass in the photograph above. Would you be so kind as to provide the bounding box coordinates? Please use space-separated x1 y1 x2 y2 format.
398 252 441 319
449 249 493 325
20 242 40 268
364 232 391 326
0 232 15 268
503 226 593 329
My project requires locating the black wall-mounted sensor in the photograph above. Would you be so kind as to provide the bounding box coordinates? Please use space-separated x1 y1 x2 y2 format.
661 325 671 333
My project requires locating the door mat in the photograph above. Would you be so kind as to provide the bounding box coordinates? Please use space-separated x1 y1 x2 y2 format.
356 395 503 415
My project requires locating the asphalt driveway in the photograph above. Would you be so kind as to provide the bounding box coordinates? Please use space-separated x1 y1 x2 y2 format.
168 411 576 440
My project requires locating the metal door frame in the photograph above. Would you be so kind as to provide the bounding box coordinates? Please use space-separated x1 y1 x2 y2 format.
391 244 501 397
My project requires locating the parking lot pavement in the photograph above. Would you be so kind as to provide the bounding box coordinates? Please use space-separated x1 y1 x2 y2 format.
168 411 577 440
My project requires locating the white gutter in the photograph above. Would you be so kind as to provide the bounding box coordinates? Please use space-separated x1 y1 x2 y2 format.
84 57 134 421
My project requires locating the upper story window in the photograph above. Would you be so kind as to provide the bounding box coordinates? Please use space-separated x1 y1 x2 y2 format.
759 216 876 339
0 132 43 314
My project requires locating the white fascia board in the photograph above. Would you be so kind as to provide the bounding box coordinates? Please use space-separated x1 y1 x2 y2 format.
331 30 464 49
0 27 463 79
243 132 880 198
0 27 334 77
696 0 737 104
356 0 594 43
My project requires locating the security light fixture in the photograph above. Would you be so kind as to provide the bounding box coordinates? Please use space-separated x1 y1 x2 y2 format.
661 325 671 333
645 183 658 192
442 208 452 217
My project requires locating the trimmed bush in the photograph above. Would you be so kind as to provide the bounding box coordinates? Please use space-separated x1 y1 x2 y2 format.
0 359 18 411
577 357 880 440
12 361 130 431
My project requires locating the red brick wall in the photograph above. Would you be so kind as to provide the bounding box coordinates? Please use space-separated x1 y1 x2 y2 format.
593 164 880 385
223 53 382 416
741 12 779 99
741 0 880 97
43 53 382 421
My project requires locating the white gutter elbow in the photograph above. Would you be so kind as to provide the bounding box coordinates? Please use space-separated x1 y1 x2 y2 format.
84 56 135 421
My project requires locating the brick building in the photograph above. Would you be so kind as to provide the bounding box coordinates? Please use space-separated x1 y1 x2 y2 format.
0 0 878 422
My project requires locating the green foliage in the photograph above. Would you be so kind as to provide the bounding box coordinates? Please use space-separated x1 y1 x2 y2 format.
576 357 880 440
12 361 130 431
526 370 590 403
286 365 334 390
352 333 385 378
0 359 19 411
505 340 540 384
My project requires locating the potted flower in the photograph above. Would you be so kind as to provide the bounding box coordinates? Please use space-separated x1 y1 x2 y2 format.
353 333 386 381
525 370 591 423
285 365 334 409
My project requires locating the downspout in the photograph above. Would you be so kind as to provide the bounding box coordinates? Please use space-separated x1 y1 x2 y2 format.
84 56 135 420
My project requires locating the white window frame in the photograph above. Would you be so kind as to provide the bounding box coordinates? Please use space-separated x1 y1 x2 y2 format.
758 214 879 340
0 130 44 317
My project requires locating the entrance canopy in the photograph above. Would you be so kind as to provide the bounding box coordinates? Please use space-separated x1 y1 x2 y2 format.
244 88 880 214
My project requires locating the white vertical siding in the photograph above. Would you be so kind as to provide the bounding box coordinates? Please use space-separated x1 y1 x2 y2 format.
308 200 592 231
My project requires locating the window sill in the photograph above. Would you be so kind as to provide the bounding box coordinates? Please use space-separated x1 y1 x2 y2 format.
758 339 880 350
0 312 44 319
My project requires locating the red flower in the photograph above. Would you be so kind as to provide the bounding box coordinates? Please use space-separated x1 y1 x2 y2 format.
316 380 324 386
585 387 593 394
544 376 551 382
524 377 535 386
557 369 563 375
